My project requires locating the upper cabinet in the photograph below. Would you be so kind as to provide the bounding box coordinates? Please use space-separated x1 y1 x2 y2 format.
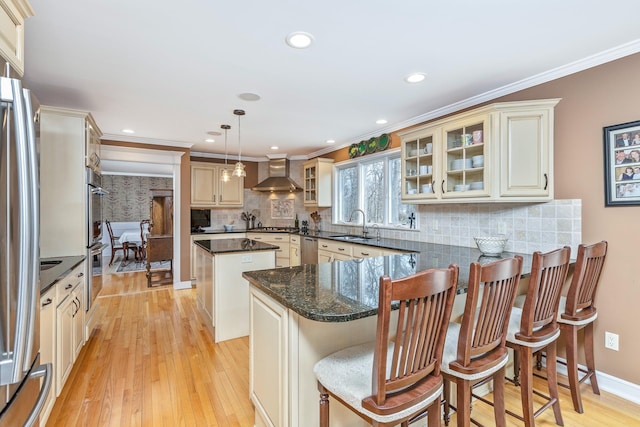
400 99 559 203
85 116 102 173
303 158 333 207
191 161 244 207
40 107 102 257
0 0 34 76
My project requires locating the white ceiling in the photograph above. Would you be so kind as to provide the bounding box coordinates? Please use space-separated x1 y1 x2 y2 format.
23 0 640 162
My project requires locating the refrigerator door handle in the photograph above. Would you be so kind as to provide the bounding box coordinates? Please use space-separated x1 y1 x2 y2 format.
22 87 40 374
23 363 52 427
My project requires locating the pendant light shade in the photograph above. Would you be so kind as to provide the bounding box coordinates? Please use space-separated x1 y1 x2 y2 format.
232 109 246 178
220 124 231 182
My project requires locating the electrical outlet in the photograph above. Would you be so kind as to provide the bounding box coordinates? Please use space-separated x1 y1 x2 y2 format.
605 331 619 351
241 254 252 263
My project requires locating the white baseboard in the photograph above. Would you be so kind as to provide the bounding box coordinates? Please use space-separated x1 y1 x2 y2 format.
552 356 640 405
173 280 193 290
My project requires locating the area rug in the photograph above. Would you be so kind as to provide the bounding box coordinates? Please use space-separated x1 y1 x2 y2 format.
116 259 171 273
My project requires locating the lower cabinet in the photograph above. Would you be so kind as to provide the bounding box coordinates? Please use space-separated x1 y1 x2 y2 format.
39 288 56 427
54 262 86 397
289 235 300 267
247 233 290 267
191 232 246 280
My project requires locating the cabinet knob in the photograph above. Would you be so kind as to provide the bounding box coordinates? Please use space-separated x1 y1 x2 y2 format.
41 298 53 307
65 284 73 290
78 272 84 277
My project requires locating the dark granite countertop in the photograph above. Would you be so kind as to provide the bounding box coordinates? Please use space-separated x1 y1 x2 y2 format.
194 238 279 254
40 255 86 295
191 229 247 235
243 243 535 323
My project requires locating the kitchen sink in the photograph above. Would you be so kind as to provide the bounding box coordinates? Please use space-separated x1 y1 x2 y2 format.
40 260 62 271
329 234 372 241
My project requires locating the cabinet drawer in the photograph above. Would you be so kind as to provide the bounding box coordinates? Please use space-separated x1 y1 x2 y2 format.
352 246 382 259
318 239 352 257
56 264 84 304
289 235 300 244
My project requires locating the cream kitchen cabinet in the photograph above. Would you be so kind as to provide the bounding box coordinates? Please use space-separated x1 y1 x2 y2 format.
317 239 352 263
40 106 102 258
39 287 56 427
400 99 559 203
247 232 290 267
191 232 246 280
191 161 244 207
0 0 34 76
289 234 301 267
86 119 102 172
55 262 85 396
303 158 333 207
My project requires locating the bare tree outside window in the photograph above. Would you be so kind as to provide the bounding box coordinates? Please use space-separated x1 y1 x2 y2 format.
338 165 358 222
390 158 415 225
335 153 416 228
363 160 384 223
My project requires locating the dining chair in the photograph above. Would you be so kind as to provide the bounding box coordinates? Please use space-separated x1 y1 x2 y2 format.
506 247 571 427
105 220 137 266
556 241 608 414
314 265 459 427
441 255 523 427
139 219 151 260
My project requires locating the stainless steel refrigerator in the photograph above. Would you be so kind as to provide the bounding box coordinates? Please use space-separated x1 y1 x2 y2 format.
0 74 52 425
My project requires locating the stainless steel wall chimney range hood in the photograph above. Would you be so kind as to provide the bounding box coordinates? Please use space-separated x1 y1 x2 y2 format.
252 158 303 192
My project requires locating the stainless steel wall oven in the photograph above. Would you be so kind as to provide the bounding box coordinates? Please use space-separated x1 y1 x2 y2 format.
86 169 107 312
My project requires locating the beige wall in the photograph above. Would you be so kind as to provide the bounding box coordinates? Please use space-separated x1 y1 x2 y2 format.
490 53 640 385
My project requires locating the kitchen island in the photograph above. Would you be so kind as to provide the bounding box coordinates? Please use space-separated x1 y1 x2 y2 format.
243 246 535 427
194 238 277 343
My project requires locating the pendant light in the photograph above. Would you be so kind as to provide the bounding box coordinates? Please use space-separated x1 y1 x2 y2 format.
232 109 246 177
220 124 231 182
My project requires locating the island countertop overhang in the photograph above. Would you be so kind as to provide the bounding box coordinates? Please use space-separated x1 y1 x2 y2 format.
194 238 279 254
243 243 537 323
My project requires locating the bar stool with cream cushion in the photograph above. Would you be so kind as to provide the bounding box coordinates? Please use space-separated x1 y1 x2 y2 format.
557 241 607 414
441 256 523 427
314 265 459 427
506 246 571 427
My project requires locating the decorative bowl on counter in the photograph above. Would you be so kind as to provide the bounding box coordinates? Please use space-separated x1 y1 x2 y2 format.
223 224 234 232
474 236 508 256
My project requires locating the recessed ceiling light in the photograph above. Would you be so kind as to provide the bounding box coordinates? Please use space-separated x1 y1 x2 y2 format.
238 93 261 101
122 129 135 134
207 131 222 136
326 139 335 144
270 146 279 150
286 31 314 49
405 73 426 83
205 138 215 143
376 119 388 125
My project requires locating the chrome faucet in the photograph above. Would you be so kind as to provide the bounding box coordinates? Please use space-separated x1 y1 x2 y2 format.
349 209 368 237
371 223 380 240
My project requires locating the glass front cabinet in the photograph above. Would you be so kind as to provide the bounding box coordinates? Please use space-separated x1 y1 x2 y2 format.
400 99 559 204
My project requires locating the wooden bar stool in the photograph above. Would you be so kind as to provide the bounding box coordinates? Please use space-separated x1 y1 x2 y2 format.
314 265 459 427
506 247 571 427
441 256 523 427
556 241 607 414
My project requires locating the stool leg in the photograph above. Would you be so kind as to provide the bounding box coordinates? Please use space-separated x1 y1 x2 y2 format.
492 366 507 427
456 378 471 427
519 347 535 427
443 377 451 426
513 347 521 386
546 340 564 426
562 323 583 413
319 386 330 427
584 322 600 395
426 399 440 427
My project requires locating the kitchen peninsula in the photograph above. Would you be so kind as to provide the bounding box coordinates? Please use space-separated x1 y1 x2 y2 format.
243 246 534 427
194 238 277 343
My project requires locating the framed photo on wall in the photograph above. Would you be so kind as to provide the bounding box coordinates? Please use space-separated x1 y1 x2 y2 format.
603 120 640 206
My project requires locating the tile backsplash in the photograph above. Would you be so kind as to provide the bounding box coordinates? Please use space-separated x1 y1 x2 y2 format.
196 158 582 255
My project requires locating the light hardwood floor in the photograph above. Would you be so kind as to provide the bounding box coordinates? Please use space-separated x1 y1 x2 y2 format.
46 262 640 426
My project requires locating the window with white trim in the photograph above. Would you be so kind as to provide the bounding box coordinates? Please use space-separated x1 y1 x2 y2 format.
333 150 416 228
